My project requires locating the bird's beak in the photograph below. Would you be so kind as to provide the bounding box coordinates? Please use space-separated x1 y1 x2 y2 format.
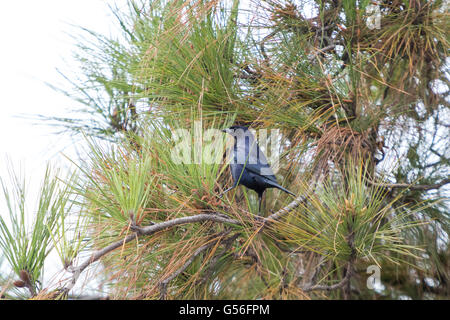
221 129 227 133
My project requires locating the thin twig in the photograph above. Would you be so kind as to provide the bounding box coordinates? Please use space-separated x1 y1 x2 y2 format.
159 230 232 300
368 178 450 191
260 30 278 67
302 223 356 294
302 260 354 292
256 195 307 231
196 232 241 286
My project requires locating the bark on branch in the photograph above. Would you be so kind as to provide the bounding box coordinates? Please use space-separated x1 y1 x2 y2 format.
62 194 306 294
63 214 240 293
369 178 450 191
301 223 356 295
159 230 235 299
302 260 354 292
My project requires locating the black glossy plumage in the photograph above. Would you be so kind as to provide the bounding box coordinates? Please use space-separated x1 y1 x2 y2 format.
220 126 295 214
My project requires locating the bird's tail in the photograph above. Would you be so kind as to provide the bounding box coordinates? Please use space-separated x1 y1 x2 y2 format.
265 180 296 197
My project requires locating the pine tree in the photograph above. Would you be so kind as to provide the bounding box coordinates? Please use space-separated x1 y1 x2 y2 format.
1 0 448 299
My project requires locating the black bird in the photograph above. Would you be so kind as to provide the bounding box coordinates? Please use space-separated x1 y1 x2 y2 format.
220 126 295 214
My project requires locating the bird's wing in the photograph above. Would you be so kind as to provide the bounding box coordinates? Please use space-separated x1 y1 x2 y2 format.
233 132 279 182
243 141 277 179
243 163 277 183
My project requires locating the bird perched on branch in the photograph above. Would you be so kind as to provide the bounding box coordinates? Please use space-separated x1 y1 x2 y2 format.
220 126 295 214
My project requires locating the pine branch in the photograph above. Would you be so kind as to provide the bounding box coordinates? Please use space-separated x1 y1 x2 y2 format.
302 223 356 294
260 29 278 67
302 260 354 292
61 195 307 294
159 230 233 300
265 195 306 222
63 213 241 293
255 194 307 232
369 178 450 191
196 232 241 286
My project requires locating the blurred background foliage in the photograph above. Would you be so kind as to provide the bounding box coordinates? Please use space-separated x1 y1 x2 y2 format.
1 0 449 299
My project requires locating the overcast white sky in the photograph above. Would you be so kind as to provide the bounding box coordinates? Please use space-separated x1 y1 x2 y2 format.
0 0 128 200
0 0 131 292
